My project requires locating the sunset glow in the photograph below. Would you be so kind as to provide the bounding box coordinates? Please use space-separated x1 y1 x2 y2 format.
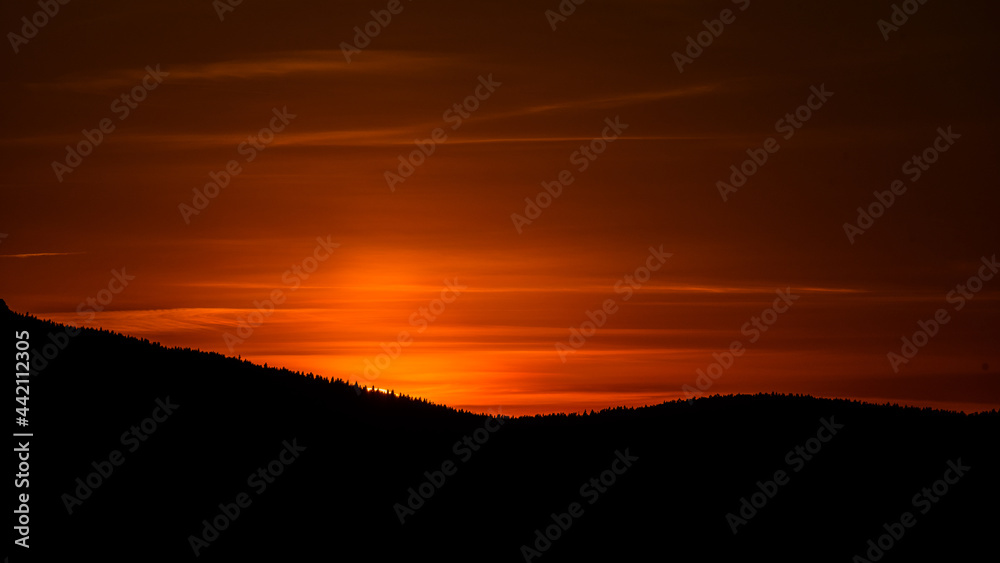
2 0 998 416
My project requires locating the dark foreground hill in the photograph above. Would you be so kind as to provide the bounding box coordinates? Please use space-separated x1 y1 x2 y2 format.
4 303 998 562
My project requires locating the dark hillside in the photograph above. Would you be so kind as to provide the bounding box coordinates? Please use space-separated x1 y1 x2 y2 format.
4 303 998 562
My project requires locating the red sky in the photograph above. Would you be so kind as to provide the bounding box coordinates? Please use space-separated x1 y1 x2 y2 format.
2 0 998 415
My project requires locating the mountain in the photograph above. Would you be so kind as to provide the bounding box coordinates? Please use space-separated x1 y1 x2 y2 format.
4 303 998 562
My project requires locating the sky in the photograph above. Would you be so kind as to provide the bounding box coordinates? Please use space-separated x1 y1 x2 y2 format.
1 0 998 416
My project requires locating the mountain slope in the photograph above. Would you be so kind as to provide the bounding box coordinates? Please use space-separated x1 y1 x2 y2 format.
4 303 998 562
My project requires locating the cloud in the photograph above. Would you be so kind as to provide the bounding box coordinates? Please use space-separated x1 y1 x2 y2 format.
0 252 86 258
27 50 466 93
499 84 718 117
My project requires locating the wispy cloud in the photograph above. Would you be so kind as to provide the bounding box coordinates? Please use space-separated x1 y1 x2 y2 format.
28 50 465 93
499 84 718 117
0 252 86 258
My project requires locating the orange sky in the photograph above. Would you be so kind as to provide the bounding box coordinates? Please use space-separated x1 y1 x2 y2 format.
2 0 998 415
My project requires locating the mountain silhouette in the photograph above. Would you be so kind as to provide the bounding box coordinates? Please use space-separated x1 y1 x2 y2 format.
4 304 997 562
